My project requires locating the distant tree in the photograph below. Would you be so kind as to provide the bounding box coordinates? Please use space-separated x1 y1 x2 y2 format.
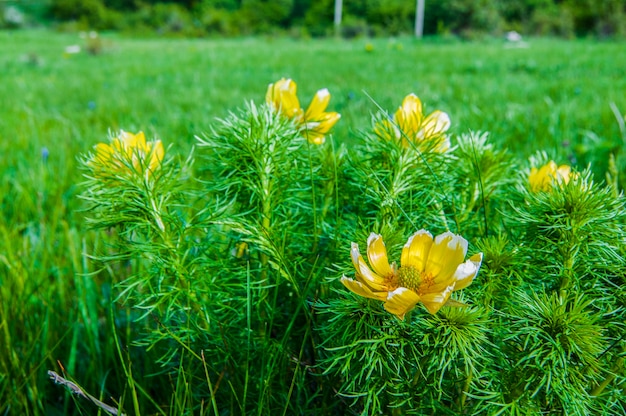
50 0 112 28
102 0 137 11
200 0 242 10
344 0 366 17
425 0 502 35
364 0 414 35
565 0 626 36
139 0 203 8
304 0 334 36
292 0 312 20
240 0 295 31
43 0 626 37
497 0 554 23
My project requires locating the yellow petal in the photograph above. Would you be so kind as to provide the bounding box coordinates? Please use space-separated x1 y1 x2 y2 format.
278 78 297 96
302 112 341 144
115 131 147 163
117 130 132 144
341 276 387 301
111 137 124 152
118 131 142 148
435 135 451 153
303 131 325 145
453 252 483 291
528 167 540 191
374 117 397 140
401 229 433 272
350 242 388 292
265 82 277 105
350 242 362 272
135 131 148 151
420 285 454 314
419 110 450 139
423 274 457 295
401 94 423 115
279 89 302 119
304 88 330 121
395 94 423 137
148 140 164 171
425 232 467 281
366 233 394 278
384 287 421 320
94 143 113 164
266 78 293 104
315 112 341 134
529 161 557 192
556 165 571 185
266 78 302 119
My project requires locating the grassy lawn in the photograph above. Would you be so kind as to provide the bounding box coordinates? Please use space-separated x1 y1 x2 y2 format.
2 30 625 153
1 30 625 414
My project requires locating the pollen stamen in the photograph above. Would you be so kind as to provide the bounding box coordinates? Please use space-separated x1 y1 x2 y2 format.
397 265 421 292
398 265 436 295
418 273 435 295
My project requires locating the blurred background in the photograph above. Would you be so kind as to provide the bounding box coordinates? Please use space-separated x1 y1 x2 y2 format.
1 0 625 39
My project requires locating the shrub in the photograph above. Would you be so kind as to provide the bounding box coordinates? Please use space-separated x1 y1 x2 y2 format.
49 0 113 30
593 0 626 37
340 15 371 38
196 6 240 35
365 0 413 36
529 5 575 38
426 0 503 36
303 0 333 37
1 5 27 29
129 3 197 36
238 0 295 33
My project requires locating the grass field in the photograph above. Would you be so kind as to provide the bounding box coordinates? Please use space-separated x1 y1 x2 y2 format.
1 30 625 414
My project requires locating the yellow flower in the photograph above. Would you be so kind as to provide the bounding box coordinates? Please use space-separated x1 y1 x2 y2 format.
266 78 302 119
232 241 249 259
528 161 572 192
92 131 164 177
341 231 483 320
266 78 341 145
379 93 451 152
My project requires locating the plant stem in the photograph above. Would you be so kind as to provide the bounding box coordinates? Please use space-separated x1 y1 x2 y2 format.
559 251 574 300
460 367 473 409
591 356 624 397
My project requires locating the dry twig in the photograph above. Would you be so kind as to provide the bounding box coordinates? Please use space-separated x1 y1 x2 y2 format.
48 370 125 416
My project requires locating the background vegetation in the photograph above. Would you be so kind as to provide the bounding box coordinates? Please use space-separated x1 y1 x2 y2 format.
1 0 626 38
0 29 625 414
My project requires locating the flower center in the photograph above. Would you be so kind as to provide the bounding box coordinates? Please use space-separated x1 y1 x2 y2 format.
398 266 434 294
397 266 422 292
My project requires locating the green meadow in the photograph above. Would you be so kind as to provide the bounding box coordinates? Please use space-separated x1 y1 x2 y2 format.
1 30 626 414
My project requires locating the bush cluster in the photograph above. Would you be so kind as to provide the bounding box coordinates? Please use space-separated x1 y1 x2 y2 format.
69 78 626 415
2 0 626 37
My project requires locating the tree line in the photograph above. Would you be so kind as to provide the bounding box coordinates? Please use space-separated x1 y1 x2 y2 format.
2 0 625 38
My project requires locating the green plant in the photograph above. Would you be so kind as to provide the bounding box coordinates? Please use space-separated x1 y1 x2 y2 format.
70 80 626 415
